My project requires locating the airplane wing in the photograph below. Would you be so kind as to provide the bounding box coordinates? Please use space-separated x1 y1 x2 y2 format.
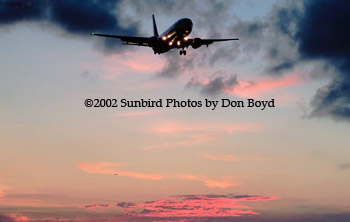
185 38 239 48
91 33 150 46
201 38 239 44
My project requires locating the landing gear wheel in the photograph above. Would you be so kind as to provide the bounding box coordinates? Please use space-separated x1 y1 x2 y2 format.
179 50 183 55
183 50 187 56
179 50 187 56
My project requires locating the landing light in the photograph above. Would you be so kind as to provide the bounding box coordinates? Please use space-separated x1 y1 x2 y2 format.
169 41 173 46
162 36 167 41
184 36 189 41
177 41 181 46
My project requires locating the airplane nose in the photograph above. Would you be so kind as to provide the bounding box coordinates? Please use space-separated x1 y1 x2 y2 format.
185 18 193 25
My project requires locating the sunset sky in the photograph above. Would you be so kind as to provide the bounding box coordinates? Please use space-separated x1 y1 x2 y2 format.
1 0 350 221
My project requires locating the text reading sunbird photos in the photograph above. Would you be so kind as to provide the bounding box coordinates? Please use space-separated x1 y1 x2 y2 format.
84 98 275 110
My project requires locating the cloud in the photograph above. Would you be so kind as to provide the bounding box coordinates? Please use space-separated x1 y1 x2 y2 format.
77 162 164 180
0 0 139 53
115 194 278 217
187 72 302 97
142 133 214 150
0 214 15 222
83 204 112 210
0 186 4 198
7 213 29 221
143 121 259 150
229 0 350 121
186 73 238 96
337 163 350 171
227 74 302 98
176 174 239 188
295 0 350 121
157 51 194 78
152 121 259 135
200 153 264 162
115 110 162 117
77 162 240 188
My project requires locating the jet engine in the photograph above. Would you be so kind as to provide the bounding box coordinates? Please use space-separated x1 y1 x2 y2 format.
192 38 202 49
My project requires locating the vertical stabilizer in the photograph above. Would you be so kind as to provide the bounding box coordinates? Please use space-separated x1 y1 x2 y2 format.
152 14 159 37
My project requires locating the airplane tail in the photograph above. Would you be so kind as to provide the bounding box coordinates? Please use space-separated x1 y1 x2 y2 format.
152 14 159 37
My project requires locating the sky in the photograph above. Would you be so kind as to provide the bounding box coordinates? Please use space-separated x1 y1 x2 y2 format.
0 0 350 221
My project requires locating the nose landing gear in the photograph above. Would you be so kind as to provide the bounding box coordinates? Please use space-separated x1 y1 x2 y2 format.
179 50 187 56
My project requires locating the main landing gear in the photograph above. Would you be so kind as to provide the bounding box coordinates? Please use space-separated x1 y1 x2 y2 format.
179 49 187 56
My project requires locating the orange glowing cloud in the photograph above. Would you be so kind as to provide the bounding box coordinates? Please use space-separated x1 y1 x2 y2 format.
114 194 279 217
176 174 239 188
77 162 164 180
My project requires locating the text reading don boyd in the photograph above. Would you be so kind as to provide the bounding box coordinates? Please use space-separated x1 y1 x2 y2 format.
117 98 275 110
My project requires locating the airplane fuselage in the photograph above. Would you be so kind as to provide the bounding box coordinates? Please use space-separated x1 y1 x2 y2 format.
151 18 193 54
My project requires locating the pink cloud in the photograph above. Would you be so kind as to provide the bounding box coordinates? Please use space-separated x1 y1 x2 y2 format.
226 74 302 98
100 52 164 80
8 214 29 221
153 122 260 135
200 153 264 162
115 110 162 117
142 133 214 150
115 194 279 217
77 162 164 180
200 153 241 162
176 174 239 188
77 162 239 188
0 187 4 198
142 121 260 150
189 73 303 98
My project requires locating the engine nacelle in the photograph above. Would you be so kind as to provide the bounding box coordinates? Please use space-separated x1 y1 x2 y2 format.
148 36 159 47
192 38 202 49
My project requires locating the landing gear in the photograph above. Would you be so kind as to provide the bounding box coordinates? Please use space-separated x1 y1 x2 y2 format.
179 50 187 56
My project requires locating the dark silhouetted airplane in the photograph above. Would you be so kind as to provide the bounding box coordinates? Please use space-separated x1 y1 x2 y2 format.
91 15 239 56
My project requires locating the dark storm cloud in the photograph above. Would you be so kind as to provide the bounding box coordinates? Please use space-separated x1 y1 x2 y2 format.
0 0 139 53
186 73 238 96
229 0 350 121
274 0 350 121
295 0 350 121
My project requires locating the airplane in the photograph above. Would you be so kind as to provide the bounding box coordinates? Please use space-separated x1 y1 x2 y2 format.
91 15 239 56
